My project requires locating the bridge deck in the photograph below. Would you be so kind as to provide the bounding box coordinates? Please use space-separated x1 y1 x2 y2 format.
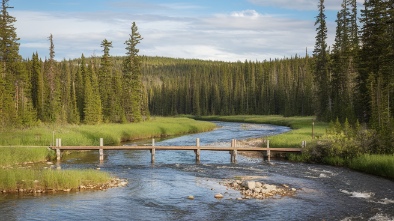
51 138 302 163
50 146 302 152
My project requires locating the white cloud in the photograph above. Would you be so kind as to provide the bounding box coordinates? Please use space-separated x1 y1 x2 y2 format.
248 0 363 11
248 0 321 11
230 10 260 19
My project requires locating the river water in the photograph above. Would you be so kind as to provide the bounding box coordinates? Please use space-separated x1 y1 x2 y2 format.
1 122 394 221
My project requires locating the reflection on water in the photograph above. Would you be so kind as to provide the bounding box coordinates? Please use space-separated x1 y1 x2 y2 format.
0 122 393 221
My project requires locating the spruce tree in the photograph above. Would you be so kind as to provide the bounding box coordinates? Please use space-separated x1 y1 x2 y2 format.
331 0 358 123
313 0 331 121
99 39 113 122
43 34 60 122
122 22 147 122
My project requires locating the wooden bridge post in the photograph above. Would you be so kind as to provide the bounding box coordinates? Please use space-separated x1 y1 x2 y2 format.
99 138 104 161
195 138 200 163
230 139 237 163
267 140 270 162
56 138 61 161
151 138 155 163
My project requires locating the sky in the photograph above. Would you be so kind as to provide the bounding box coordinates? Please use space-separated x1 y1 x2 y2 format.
10 0 364 62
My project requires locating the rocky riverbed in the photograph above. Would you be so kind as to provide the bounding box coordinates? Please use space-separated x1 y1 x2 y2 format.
221 178 297 200
1 178 128 195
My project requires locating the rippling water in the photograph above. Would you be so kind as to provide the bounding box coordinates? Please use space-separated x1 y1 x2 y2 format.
1 122 393 221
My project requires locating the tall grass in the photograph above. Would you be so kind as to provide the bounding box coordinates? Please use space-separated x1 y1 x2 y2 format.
0 168 111 190
349 154 394 179
0 117 216 146
197 115 327 148
0 147 55 166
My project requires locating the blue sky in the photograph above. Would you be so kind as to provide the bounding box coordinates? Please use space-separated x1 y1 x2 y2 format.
10 0 363 61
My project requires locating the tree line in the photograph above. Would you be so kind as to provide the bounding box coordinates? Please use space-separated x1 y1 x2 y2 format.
0 0 148 127
142 56 314 117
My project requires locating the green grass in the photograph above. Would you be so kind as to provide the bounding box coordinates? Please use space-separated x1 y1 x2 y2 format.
0 117 216 146
349 154 394 179
0 168 111 191
197 115 327 148
0 147 55 167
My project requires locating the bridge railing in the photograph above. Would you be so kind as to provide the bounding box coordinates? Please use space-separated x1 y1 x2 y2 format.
52 138 303 163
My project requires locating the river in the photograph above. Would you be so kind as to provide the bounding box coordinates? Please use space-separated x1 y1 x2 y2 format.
0 121 393 221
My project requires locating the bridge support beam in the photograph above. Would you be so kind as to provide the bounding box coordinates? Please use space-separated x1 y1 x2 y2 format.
194 138 200 163
56 138 62 161
230 139 237 163
151 139 155 163
267 140 270 162
99 138 104 161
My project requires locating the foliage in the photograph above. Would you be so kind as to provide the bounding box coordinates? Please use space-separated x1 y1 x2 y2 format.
0 147 54 166
0 117 216 146
145 56 314 117
349 154 394 179
0 168 111 190
313 0 331 121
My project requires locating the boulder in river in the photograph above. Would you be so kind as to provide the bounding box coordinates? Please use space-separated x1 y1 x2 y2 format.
214 193 224 198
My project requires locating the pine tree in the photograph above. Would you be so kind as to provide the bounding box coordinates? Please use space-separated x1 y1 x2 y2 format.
43 34 60 122
30 52 44 120
83 60 102 124
122 22 148 122
331 0 358 123
99 39 113 122
313 0 331 121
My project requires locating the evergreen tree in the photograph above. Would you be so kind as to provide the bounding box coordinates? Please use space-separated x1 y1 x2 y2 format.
43 34 60 122
122 22 148 122
83 60 102 124
99 39 113 122
30 52 44 120
313 0 331 121
330 0 358 123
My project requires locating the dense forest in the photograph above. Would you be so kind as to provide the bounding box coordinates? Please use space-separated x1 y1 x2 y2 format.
0 0 393 151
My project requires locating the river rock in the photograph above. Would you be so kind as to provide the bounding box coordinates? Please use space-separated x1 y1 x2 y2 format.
242 181 256 190
261 184 277 193
255 182 262 188
119 181 128 187
254 188 262 193
214 193 224 198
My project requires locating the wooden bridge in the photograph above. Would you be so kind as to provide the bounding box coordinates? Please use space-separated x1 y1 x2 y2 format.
51 138 303 163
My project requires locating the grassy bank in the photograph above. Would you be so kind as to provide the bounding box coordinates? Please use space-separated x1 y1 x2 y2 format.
0 168 111 192
349 154 394 179
0 147 55 166
196 115 327 148
0 146 113 193
0 117 216 146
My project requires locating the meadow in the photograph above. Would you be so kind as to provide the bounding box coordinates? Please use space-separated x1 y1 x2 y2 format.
0 117 216 146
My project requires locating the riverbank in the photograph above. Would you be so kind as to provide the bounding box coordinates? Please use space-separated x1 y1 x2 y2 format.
0 117 216 146
197 115 393 180
195 115 326 148
0 117 216 194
